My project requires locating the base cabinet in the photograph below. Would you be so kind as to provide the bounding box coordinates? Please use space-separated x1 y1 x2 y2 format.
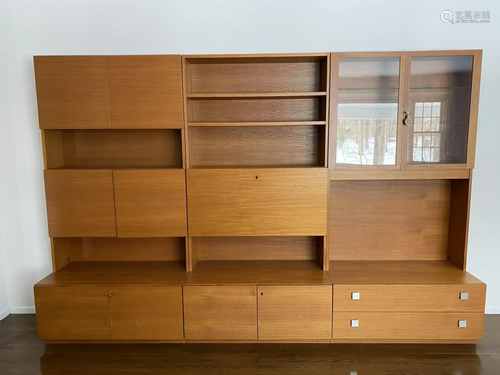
183 286 258 340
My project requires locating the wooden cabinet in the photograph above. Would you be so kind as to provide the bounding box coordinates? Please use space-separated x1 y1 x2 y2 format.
183 286 257 340
34 56 111 129
35 286 110 340
109 286 183 340
107 55 183 129
333 312 484 341
333 284 486 312
44 170 116 237
258 286 332 340
113 169 187 237
187 168 328 236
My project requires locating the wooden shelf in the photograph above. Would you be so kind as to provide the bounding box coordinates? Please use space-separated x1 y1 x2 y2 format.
36 261 188 286
187 92 327 99
328 260 483 285
330 169 470 181
188 121 326 127
186 261 330 285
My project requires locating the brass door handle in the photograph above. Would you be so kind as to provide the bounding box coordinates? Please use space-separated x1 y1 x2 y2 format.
403 111 413 126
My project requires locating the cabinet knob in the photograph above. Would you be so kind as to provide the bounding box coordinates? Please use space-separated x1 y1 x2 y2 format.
403 110 413 126
458 320 467 328
351 292 360 300
460 292 469 300
350 319 359 328
108 293 114 298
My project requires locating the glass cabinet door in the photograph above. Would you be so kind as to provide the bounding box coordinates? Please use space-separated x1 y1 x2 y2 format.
406 54 475 166
334 55 402 167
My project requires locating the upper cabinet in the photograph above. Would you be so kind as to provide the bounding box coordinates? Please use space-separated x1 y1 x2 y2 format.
34 56 111 129
330 51 481 171
35 55 183 129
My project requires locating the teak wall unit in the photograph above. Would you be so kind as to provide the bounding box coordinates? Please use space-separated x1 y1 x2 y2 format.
33 51 486 344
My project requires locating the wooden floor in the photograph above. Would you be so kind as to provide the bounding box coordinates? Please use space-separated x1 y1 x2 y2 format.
0 314 499 374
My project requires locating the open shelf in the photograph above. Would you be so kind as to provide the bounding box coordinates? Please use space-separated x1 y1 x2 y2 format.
328 260 482 285
43 129 183 169
186 260 330 285
188 125 326 168
36 261 188 286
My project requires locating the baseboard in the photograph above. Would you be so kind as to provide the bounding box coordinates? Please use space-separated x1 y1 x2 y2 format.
486 307 500 314
0 308 10 321
9 307 35 314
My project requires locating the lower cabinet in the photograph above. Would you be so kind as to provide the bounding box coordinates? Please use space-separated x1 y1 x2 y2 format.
183 286 258 340
35 285 184 341
333 312 485 341
258 285 332 340
108 286 184 340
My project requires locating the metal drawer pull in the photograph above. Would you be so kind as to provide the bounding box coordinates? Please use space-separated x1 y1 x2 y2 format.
350 372 358 375
351 292 360 300
460 292 469 300
458 320 467 328
350 319 359 327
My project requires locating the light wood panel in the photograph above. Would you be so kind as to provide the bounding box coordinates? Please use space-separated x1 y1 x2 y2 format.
329 180 451 260
448 176 472 269
333 312 484 340
330 169 470 180
34 56 111 129
61 237 185 262
51 238 73 271
53 129 182 168
44 170 116 237
35 286 110 340
189 126 324 167
36 261 187 286
109 286 183 340
188 98 325 123
184 286 257 340
41 130 64 169
107 55 183 129
113 170 187 237
186 261 330 285
193 237 318 261
187 168 328 236
333 284 486 312
258 286 332 340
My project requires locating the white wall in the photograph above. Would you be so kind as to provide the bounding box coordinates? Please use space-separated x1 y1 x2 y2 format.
0 0 498 315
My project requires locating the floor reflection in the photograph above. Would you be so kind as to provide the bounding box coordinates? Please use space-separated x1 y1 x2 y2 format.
40 343 485 375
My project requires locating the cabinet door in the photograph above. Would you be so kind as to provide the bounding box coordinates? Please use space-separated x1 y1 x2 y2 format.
44 170 117 237
113 169 187 237
34 56 111 129
184 286 257 340
35 286 110 340
331 53 404 168
107 55 183 129
405 51 481 168
258 285 332 340
187 168 328 236
333 312 484 341
108 286 183 340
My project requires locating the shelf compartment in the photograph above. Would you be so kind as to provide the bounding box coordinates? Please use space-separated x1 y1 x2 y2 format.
188 121 326 127
37 261 188 285
189 125 326 168
52 237 186 270
187 97 326 123
43 129 182 169
185 55 328 94
185 260 330 285
186 92 327 99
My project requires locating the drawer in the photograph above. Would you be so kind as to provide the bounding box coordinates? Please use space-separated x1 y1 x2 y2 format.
333 284 486 312
333 312 484 341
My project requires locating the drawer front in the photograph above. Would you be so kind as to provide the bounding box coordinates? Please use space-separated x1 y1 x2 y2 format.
333 312 484 340
184 286 257 340
187 168 328 236
35 286 110 341
334 284 486 312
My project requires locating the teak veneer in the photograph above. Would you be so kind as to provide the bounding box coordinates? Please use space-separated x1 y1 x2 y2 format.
33 51 485 344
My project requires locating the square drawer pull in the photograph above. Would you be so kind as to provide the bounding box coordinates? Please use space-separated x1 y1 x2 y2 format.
351 292 360 300
460 292 469 300
350 319 359 328
458 320 467 328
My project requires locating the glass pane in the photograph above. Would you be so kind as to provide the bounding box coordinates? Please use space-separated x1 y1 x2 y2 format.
408 55 473 164
337 57 400 166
